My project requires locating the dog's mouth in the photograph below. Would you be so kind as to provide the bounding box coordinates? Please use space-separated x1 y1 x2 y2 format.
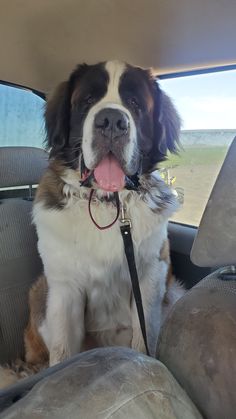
93 153 125 192
80 152 139 192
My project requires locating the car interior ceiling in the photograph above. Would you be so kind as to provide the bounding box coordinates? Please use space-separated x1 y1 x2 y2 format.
0 0 236 92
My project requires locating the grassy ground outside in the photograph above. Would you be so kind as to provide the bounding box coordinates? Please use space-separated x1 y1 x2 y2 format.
160 146 229 226
160 146 228 169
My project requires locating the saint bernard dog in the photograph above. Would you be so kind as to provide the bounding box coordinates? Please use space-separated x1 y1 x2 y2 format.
1 61 185 387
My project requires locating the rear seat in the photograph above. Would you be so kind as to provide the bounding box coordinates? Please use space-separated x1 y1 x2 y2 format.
0 147 48 363
0 147 203 419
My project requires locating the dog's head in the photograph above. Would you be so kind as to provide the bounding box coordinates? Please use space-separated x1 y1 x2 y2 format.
45 60 181 192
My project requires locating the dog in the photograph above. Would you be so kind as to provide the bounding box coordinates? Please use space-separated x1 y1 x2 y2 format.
1 61 184 387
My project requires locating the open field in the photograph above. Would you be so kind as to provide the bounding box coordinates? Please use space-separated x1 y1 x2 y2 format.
162 146 228 167
160 146 229 226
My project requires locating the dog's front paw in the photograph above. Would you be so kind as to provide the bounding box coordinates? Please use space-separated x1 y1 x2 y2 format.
49 345 71 366
131 328 147 354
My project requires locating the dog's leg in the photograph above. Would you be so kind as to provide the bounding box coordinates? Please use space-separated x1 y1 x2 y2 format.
44 282 85 366
131 257 167 357
24 275 49 366
161 279 186 324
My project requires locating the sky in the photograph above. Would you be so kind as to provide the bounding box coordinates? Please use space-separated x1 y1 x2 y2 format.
159 69 236 130
0 85 45 147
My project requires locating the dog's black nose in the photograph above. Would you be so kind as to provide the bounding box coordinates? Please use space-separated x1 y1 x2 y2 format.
94 108 129 139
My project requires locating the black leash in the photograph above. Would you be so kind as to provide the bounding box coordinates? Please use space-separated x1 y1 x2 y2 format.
88 189 150 356
120 221 150 356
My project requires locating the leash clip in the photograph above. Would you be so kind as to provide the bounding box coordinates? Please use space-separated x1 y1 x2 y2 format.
120 201 132 229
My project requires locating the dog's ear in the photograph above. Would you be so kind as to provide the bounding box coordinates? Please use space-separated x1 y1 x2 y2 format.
45 64 88 155
45 82 70 154
150 78 181 166
158 89 181 155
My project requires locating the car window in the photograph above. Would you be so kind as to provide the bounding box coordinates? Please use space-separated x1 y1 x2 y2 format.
159 69 236 226
0 84 45 148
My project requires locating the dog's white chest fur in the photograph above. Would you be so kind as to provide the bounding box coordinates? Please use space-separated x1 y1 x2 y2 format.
33 182 173 356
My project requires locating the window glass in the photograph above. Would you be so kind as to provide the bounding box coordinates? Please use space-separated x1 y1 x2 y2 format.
0 84 45 148
159 70 236 226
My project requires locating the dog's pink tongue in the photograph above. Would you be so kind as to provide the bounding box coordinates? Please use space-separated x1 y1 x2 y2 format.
94 155 125 192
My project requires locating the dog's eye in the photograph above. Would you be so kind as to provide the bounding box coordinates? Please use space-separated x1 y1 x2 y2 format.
128 97 140 111
84 95 96 105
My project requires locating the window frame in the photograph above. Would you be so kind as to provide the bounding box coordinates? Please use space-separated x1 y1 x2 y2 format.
158 63 236 228
0 80 45 100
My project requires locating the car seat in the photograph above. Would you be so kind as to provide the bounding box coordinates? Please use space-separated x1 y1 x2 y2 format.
157 136 236 419
0 146 202 418
0 147 48 363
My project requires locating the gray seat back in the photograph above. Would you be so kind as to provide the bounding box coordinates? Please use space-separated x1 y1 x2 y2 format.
0 147 48 363
191 136 236 268
157 270 236 419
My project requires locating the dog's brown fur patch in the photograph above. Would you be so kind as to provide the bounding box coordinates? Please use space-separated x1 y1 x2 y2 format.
35 160 66 210
24 275 49 365
159 239 174 300
0 277 49 389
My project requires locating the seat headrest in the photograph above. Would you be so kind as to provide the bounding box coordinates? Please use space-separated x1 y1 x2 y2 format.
191 136 236 268
0 147 48 188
